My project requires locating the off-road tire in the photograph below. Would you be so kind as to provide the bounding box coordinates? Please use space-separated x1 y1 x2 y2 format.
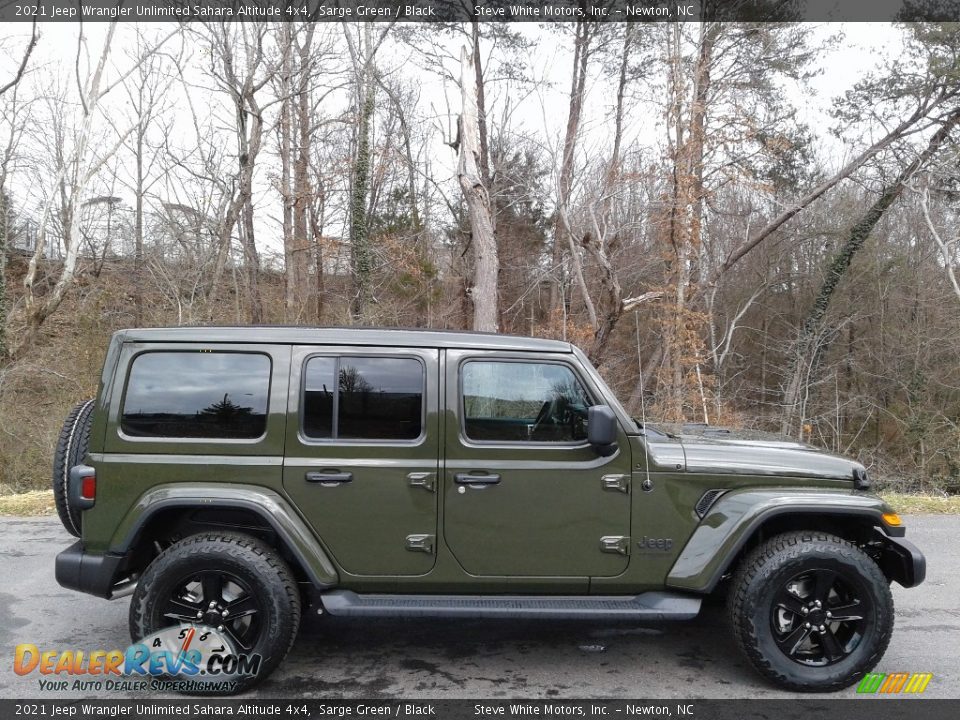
728 530 893 692
129 532 301 694
52 399 95 537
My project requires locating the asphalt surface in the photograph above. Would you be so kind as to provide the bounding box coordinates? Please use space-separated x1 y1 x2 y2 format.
0 516 957 700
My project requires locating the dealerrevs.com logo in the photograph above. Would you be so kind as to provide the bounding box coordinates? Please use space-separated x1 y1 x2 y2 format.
856 672 933 694
14 625 261 694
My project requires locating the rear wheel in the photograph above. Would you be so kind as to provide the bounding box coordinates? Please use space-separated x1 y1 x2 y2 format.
52 399 94 537
728 531 893 692
129 532 301 693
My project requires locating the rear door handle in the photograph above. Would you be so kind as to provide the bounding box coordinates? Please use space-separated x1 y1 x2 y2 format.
454 473 501 485
305 470 353 485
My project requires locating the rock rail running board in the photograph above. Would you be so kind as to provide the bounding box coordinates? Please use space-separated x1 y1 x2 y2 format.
320 590 701 620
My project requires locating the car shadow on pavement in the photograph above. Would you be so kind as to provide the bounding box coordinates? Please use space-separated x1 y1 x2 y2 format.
257 595 772 698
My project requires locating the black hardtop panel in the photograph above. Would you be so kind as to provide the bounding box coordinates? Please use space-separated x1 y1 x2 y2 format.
115 326 574 353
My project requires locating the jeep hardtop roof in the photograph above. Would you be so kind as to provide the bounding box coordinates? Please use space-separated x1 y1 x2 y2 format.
115 326 575 353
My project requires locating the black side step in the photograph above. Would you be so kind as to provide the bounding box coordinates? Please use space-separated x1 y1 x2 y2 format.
320 590 701 620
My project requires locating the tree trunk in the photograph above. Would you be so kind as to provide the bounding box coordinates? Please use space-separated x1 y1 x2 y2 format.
292 26 315 323
279 26 295 321
350 83 374 323
0 189 8 359
550 21 595 324
134 118 145 324
658 23 716 422
585 24 635 365
458 46 499 333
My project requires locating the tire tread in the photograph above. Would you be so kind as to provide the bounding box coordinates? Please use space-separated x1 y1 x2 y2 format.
129 532 301 692
51 399 94 537
727 530 893 692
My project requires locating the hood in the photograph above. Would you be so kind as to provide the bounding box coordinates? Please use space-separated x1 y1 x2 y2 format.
650 425 863 482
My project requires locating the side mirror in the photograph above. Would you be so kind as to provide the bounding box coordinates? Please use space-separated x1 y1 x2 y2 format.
587 405 618 457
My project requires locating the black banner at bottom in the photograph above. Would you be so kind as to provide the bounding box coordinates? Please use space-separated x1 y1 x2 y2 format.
3 699 958 720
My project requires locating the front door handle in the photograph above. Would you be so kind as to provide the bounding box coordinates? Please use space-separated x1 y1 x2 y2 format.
454 472 501 485
305 470 353 485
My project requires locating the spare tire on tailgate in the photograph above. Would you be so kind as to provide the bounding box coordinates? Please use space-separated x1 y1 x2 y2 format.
52 399 95 537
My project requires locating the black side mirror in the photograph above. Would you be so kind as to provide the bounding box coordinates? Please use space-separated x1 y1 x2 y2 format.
588 405 618 457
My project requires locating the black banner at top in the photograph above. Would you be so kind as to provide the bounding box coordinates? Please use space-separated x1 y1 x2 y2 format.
2 0 960 23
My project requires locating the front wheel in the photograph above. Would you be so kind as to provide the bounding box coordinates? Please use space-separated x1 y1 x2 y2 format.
129 532 301 693
728 531 893 692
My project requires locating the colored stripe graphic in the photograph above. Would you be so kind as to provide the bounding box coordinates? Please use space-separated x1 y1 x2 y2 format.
856 672 931 694
857 673 885 693
904 673 933 694
881 673 908 693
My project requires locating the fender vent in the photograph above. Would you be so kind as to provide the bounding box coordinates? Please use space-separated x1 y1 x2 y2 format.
695 489 726 518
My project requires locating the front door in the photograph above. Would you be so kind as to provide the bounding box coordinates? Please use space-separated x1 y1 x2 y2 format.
442 351 632 578
283 346 440 576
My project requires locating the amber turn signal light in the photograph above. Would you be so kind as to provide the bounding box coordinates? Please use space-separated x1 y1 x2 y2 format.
882 512 902 527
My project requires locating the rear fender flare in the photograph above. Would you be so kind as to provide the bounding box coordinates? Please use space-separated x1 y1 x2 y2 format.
111 483 339 588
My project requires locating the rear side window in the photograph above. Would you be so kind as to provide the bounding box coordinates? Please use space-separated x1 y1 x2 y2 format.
303 356 423 441
121 352 271 439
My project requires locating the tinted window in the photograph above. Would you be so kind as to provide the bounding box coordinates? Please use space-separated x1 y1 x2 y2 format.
462 361 591 443
302 356 336 439
122 352 270 439
303 356 423 441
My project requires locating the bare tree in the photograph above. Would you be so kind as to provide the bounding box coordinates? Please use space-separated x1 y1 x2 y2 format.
550 20 601 328
342 22 393 323
121 31 177 323
457 45 499 333
201 22 290 324
0 20 38 98
17 23 176 353
0 51 37 358
916 162 960 306
781 107 960 437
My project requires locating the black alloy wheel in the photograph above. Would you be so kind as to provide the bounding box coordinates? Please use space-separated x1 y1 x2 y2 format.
771 567 869 666
729 531 894 691
160 569 265 653
130 532 301 693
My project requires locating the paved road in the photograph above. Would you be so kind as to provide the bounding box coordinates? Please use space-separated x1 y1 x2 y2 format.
1 516 957 700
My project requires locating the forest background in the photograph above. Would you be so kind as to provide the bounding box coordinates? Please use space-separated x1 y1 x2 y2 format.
2 19 960 500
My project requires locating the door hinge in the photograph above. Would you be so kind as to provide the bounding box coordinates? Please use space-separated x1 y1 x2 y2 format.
601 474 630 493
405 534 435 554
407 472 436 493
600 535 631 556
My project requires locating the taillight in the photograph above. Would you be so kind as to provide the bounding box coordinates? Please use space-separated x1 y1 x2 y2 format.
80 474 96 500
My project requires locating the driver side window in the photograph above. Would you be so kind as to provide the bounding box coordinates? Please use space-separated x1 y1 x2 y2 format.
461 360 591 443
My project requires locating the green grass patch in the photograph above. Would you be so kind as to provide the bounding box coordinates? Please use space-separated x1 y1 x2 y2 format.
0 490 55 517
881 493 960 515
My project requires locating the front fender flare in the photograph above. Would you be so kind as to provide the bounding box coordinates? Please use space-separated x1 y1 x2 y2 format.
665 489 900 593
111 483 339 589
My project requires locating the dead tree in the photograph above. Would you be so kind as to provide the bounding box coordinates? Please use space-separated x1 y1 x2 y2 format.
457 46 499 333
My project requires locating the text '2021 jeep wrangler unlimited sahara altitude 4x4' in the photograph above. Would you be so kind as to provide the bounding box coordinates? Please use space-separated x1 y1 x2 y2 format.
53 327 925 692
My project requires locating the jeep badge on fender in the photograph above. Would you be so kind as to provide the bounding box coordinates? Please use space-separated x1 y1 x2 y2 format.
637 536 674 551
52 327 925 693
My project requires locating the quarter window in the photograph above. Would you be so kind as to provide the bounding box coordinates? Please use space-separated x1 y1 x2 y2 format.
121 352 271 439
462 361 591 443
303 356 423 441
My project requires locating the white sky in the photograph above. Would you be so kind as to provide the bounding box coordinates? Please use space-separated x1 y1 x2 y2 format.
1 21 905 256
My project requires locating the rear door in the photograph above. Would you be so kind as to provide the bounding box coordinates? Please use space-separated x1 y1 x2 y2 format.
283 346 440 576
442 351 632 580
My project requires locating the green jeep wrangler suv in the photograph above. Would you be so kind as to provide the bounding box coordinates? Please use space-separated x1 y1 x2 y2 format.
53 327 924 692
